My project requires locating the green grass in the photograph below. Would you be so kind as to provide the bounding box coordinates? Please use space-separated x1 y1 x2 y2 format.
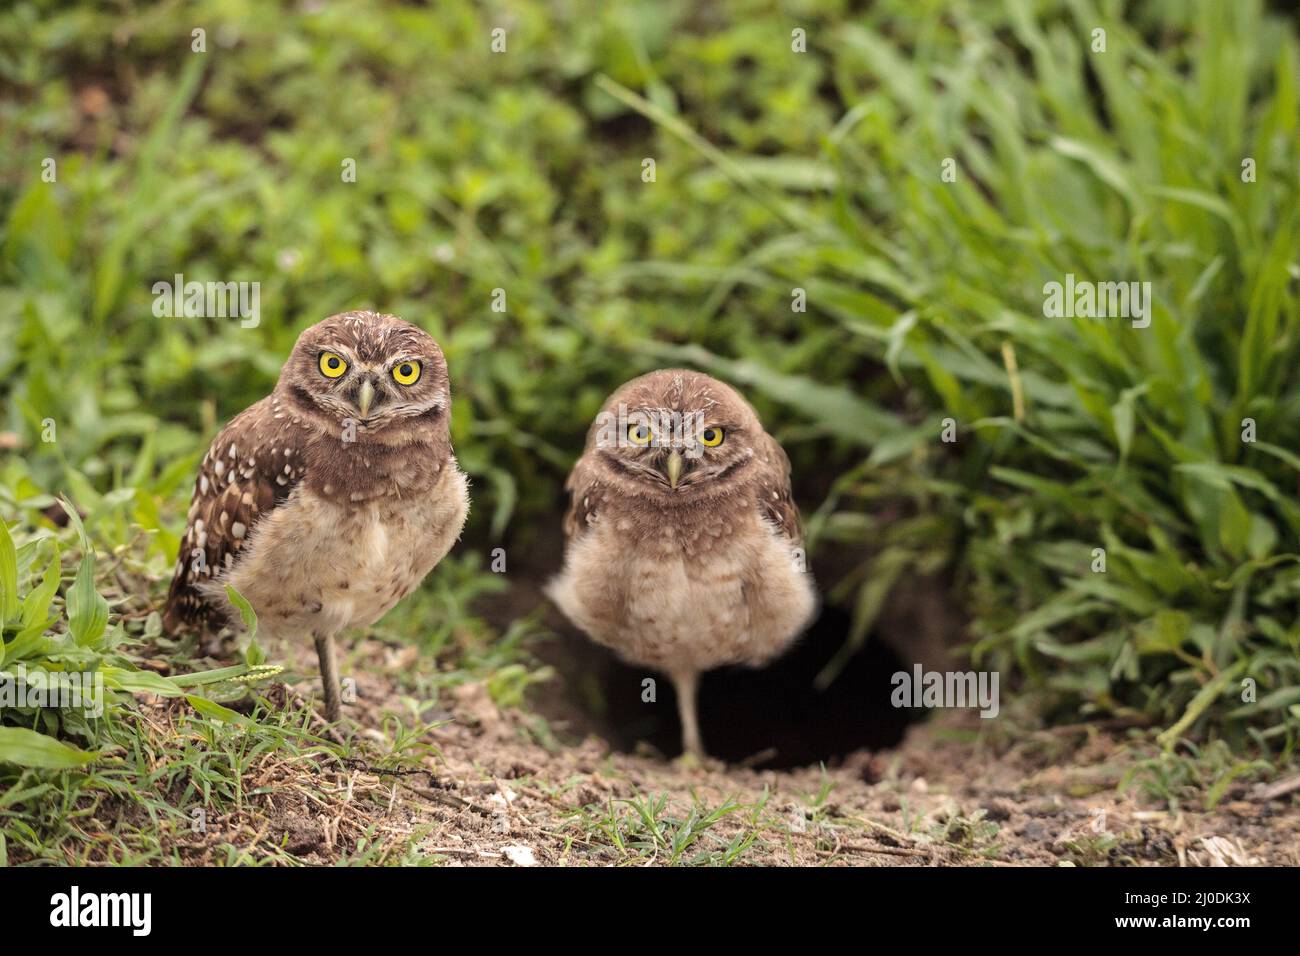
0 0 1298 862
597 0 1300 750
1120 738 1275 812
565 790 769 866
0 474 542 862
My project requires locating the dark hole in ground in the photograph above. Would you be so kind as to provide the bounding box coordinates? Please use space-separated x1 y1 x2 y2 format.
485 524 940 771
565 602 917 769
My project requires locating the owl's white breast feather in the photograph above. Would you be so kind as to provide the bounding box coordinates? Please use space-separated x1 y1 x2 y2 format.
203 463 470 641
547 505 815 676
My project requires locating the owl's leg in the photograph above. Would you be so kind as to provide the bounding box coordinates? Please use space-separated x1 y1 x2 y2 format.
671 670 705 759
313 632 342 723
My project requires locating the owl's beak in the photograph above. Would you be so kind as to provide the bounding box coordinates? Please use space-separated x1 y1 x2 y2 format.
357 379 376 419
666 450 684 489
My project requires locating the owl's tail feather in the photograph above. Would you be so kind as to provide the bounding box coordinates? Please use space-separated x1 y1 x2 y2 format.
161 576 210 636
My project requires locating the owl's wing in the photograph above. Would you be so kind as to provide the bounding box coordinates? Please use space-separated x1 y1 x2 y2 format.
754 433 803 546
561 453 605 543
162 396 307 632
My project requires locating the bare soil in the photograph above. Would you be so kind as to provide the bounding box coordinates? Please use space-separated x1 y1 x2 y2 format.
160 637 1300 867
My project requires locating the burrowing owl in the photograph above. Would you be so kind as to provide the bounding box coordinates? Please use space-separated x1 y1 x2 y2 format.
163 311 470 722
547 369 816 758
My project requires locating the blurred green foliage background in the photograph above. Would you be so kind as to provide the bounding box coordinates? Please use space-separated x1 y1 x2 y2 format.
1 0 1297 753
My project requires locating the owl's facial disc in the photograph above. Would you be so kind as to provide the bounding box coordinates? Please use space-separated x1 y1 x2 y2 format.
281 317 450 440
599 407 752 496
319 356 447 429
284 343 447 437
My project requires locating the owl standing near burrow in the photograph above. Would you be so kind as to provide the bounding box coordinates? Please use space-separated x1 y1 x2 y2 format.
547 369 816 759
162 311 470 722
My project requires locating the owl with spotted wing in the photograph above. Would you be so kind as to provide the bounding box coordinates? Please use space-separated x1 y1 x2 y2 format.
163 311 470 722
546 369 816 759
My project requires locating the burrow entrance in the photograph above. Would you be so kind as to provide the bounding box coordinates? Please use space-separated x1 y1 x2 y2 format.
536 601 917 769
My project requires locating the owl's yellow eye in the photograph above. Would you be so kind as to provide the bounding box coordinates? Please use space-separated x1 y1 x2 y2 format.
700 426 725 447
319 352 348 378
627 423 652 446
392 360 422 386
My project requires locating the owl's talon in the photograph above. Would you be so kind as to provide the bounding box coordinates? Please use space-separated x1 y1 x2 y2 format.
672 751 726 773
319 721 349 747
285 685 349 747
673 751 704 771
